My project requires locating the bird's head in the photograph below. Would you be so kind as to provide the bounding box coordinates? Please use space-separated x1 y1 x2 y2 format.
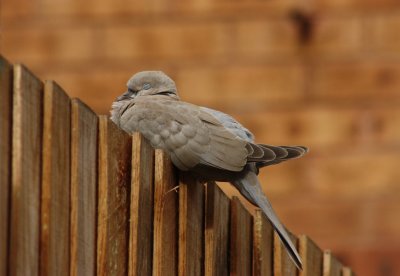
119 71 178 101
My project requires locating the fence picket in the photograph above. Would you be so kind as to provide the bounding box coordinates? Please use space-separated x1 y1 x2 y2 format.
0 56 12 276
323 250 343 276
97 116 131 275
178 172 205 276
10 65 43 276
298 235 323 276
253 210 273 276
342 266 355 276
153 149 178 276
70 99 98 276
274 229 298 276
129 133 155 276
205 182 230 276
40 81 71 276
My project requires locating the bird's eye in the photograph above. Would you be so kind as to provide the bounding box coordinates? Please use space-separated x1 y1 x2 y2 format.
142 83 151 90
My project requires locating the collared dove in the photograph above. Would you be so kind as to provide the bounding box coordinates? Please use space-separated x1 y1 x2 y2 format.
110 71 307 269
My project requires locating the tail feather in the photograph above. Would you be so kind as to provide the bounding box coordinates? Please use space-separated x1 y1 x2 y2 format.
232 171 303 270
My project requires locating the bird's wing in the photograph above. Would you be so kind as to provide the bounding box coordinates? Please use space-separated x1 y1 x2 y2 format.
120 99 250 172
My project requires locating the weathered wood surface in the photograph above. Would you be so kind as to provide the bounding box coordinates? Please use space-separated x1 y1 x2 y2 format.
70 99 98 276
298 235 323 276
205 182 230 276
323 250 343 276
230 196 253 276
40 81 71 276
153 149 178 276
10 64 43 276
128 133 155 276
97 117 131 276
178 172 205 276
253 210 273 276
274 229 299 276
0 56 12 276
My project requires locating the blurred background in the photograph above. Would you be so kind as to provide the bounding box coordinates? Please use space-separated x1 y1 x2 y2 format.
1 0 400 274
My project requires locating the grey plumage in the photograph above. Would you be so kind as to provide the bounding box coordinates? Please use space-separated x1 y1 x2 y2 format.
110 71 307 269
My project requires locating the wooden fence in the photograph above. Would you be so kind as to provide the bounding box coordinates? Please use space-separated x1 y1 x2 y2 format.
0 55 354 276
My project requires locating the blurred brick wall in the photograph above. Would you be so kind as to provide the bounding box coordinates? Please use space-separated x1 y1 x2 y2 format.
2 0 400 274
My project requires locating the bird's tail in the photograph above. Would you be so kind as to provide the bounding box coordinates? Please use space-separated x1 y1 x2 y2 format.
232 171 303 270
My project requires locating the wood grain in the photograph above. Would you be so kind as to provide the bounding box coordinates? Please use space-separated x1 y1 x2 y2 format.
298 235 323 276
97 116 131 276
128 133 155 276
70 99 98 276
152 149 178 276
273 229 299 276
230 196 253 276
205 182 230 276
323 250 343 276
40 81 71 276
178 172 205 276
10 64 43 276
253 210 273 276
0 55 12 276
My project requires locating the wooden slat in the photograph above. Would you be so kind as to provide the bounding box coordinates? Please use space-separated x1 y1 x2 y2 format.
205 182 230 276
70 99 98 276
97 116 131 275
323 250 343 276
0 56 12 276
273 230 299 276
342 267 355 276
10 64 43 276
40 81 71 276
230 196 253 275
178 172 205 276
298 235 323 276
152 149 178 276
128 133 155 276
253 210 273 276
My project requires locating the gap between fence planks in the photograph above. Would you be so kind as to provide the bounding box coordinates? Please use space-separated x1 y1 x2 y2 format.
0 56 12 276
129 133 155 276
10 64 43 276
97 116 131 275
70 99 98 276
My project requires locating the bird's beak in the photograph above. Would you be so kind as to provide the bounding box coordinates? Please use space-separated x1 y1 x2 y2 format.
116 91 131 101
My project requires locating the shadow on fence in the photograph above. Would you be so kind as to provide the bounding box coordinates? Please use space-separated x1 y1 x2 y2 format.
0 55 354 276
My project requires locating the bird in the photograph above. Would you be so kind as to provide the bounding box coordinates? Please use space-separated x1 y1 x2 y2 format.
110 71 307 269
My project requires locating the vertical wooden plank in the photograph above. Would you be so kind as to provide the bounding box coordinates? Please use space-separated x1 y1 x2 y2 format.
152 149 178 276
97 116 131 276
323 250 343 276
40 81 71 276
205 182 230 276
178 172 205 276
230 196 253 276
253 210 273 276
70 99 98 276
274 230 299 276
342 267 354 276
10 64 43 276
298 235 323 276
0 56 12 276
129 133 155 276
